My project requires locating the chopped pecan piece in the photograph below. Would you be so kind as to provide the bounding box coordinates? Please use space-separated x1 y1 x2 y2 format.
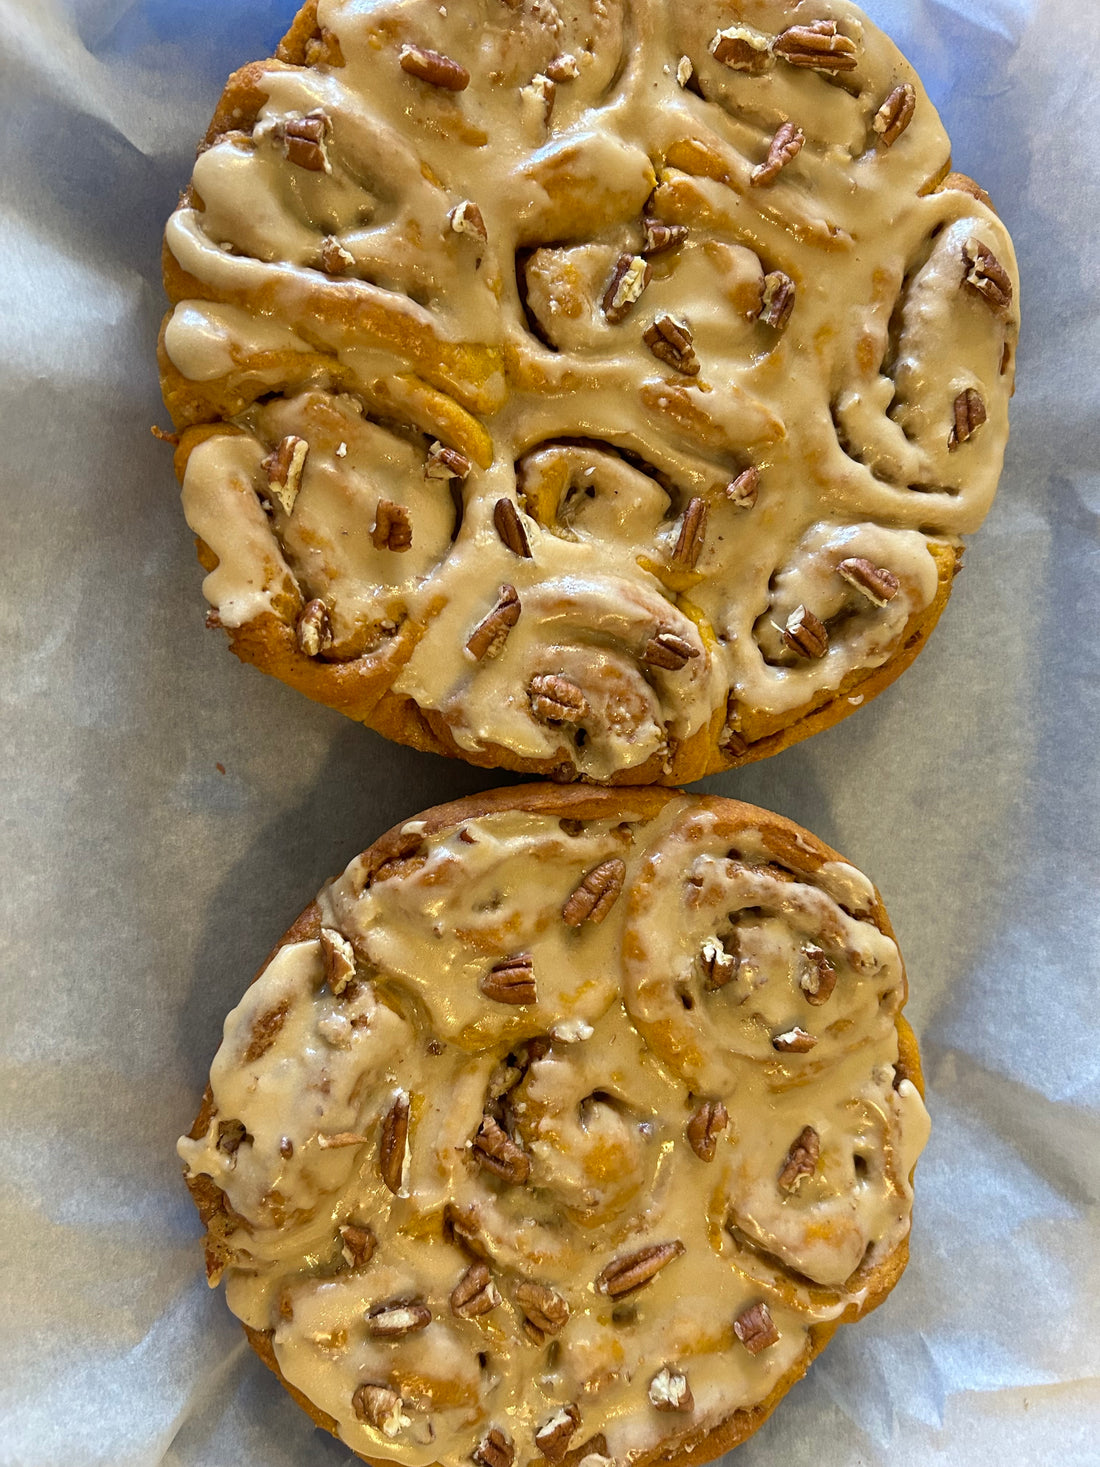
837 556 900 605
320 927 355 995
399 43 470 90
340 1222 377 1269
545 52 580 82
642 218 689 255
643 314 699 374
216 1118 248 1157
472 1115 531 1183
372 499 412 552
772 1027 817 1054
352 1382 408 1436
699 938 737 990
642 630 699 671
783 605 828 659
602 253 652 323
800 945 837 1004
317 1130 371 1149
751 122 805 187
296 599 332 657
962 238 1013 315
535 1405 580 1462
466 584 521 661
733 1300 780 1354
720 723 749 758
365 1298 432 1338
473 1429 514 1467
529 674 589 726
492 498 532 558
673 496 708 569
777 1125 820 1192
425 440 471 480
262 434 309 515
448 199 487 243
596 1241 685 1297
284 111 329 171
320 235 355 274
515 1280 569 1337
451 1261 501 1318
479 955 537 1004
562 858 627 926
948 387 987 450
279 1136 294 1158
773 21 859 73
710 25 771 73
727 466 759 508
379 1092 410 1195
874 84 916 147
648 1365 694 1412
521 73 556 126
686 1099 728 1162
759 270 796 329
675 55 694 87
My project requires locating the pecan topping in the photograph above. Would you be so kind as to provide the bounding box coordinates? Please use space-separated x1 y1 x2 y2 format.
352 1382 408 1436
451 1261 501 1318
515 1280 569 1337
801 945 837 1004
710 25 771 73
320 235 355 274
686 1099 728 1162
529 674 589 726
643 314 699 374
948 387 987 450
296 599 332 658
772 1027 817 1054
837 556 900 605
545 53 580 82
317 1130 371 1149
262 434 308 515
642 218 689 255
727 466 759 508
596 1241 685 1297
673 496 708 569
521 73 556 127
720 723 749 759
699 938 737 990
472 1115 531 1183
466 584 521 661
648 1365 694 1413
751 122 805 187
962 237 1013 315
773 21 859 73
216 1118 248 1157
642 630 699 671
535 1405 580 1462
372 499 412 552
760 270 796 329
783 605 828 659
493 498 532 558
365 1298 432 1338
733 1300 780 1354
479 954 537 1005
399 43 470 90
425 440 471 480
340 1223 377 1269
675 55 693 87
449 200 487 244
602 253 652 323
873 83 917 147
778 1125 820 1192
473 1429 514 1467
379 1092 410 1195
320 927 355 995
283 111 329 171
562 858 627 926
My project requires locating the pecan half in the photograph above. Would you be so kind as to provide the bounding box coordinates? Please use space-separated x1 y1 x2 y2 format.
448 199 487 243
352 1382 407 1435
686 1099 728 1162
800 945 837 1004
425 440 471 480
642 218 689 255
783 605 828 659
320 927 355 995
365 1298 432 1338
751 122 805 188
399 43 470 90
529 674 589 726
673 497 708 569
778 1125 820 1192
535 1405 580 1462
699 938 737 991
648 1365 694 1413
562 858 627 926
372 499 412 552
727 466 759 508
643 314 699 374
642 630 699 671
296 599 333 658
772 1027 817 1054
493 498 532 558
515 1280 569 1337
773 21 859 72
320 235 354 274
262 434 308 515
837 556 900 605
733 1300 780 1354
596 1241 685 1297
379 1092 410 1195
466 584 521 661
479 955 537 1004
710 25 771 73
874 84 916 147
284 111 329 171
759 270 796 329
340 1222 377 1269
473 1429 514 1467
962 238 1013 315
603 253 652 323
451 1261 501 1318
472 1115 530 1183
948 387 987 450
545 52 580 82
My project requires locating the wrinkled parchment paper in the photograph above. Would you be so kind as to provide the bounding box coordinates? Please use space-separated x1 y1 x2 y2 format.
2 0 1097 1462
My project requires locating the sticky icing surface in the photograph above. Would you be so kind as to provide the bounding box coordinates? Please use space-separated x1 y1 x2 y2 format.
179 796 930 1465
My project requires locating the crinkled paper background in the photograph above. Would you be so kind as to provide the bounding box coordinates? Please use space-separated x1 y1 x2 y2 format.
1 0 1097 1462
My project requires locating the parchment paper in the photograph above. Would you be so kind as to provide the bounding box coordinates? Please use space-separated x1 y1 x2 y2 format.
1 0 1097 1462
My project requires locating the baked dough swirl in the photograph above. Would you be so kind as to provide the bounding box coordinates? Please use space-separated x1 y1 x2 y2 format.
160 0 1019 781
179 786 929 1465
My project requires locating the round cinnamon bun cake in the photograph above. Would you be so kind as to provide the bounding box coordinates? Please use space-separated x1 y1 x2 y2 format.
179 786 929 1462
159 0 1018 782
